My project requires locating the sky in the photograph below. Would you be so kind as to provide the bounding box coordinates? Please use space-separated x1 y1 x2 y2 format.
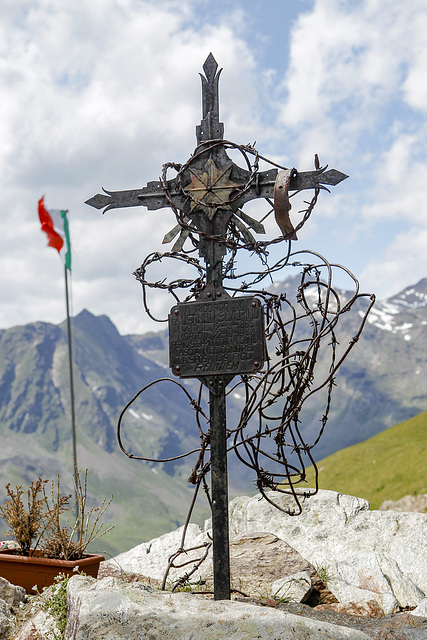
1 0 427 335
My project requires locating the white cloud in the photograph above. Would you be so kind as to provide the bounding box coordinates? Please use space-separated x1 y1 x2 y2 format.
1 0 427 334
276 0 427 175
281 0 427 127
269 0 427 300
360 227 427 299
362 127 427 226
0 0 264 334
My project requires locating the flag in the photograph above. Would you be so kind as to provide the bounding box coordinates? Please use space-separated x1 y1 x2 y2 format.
38 196 72 270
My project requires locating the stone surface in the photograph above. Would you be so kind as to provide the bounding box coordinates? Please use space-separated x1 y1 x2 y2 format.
0 577 26 639
96 489 427 635
282 604 427 640
65 575 371 640
0 541 19 552
380 494 427 513
0 576 26 608
102 530 323 604
228 489 427 614
0 600 11 640
412 597 427 617
100 523 208 586
315 601 385 618
200 532 315 602
326 552 399 614
271 571 312 603
13 610 58 640
98 562 162 587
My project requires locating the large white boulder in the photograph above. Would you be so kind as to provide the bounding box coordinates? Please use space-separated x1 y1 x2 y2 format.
102 489 427 616
412 598 427 618
65 575 371 640
228 490 427 614
102 530 319 604
102 523 208 586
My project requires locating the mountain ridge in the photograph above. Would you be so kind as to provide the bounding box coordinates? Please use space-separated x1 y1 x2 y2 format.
1 277 427 554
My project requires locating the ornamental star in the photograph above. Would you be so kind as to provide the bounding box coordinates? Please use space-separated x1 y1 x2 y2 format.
184 158 240 219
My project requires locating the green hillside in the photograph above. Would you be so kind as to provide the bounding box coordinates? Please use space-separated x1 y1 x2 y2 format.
305 410 427 509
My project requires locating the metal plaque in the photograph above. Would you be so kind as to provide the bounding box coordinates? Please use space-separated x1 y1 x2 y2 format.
169 296 266 378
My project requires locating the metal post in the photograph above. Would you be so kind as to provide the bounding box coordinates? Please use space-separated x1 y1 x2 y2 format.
64 264 79 510
209 386 231 600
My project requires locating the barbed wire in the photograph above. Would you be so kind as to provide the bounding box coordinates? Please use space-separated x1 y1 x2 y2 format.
118 148 375 590
159 141 324 255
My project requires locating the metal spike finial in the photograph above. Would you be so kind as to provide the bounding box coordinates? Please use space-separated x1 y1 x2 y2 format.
203 53 218 82
200 53 222 120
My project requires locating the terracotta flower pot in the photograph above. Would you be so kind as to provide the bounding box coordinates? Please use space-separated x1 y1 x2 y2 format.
0 549 104 593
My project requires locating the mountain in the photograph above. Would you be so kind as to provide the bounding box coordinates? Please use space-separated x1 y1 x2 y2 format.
1 278 427 554
130 277 427 461
0 310 213 556
302 277 427 459
304 409 427 509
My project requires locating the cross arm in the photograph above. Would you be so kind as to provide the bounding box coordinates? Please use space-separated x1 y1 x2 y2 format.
85 179 187 214
85 164 347 215
236 166 348 208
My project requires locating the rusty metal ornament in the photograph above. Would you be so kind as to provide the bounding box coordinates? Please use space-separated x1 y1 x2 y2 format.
274 168 297 239
184 158 240 217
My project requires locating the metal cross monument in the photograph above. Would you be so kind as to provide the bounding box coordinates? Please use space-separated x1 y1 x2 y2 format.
86 54 347 600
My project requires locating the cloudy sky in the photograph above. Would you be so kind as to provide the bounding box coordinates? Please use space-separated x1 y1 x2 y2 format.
1 0 426 335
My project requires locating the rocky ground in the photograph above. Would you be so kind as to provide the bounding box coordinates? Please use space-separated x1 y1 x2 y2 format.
2 490 427 639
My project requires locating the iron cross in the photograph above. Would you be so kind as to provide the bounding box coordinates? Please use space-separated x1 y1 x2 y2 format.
86 53 347 600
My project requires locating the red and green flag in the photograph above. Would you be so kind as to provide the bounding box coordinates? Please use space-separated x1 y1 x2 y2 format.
38 196 71 270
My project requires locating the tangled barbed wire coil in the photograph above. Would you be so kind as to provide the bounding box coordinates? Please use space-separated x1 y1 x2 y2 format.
116 148 375 591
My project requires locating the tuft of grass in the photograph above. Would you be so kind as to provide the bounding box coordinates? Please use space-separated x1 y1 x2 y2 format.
305 410 427 509
314 564 331 586
254 586 291 607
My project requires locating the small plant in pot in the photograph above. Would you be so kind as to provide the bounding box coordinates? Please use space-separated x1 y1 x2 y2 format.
0 469 113 592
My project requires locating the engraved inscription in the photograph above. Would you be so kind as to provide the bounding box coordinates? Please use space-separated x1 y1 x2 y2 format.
169 297 266 378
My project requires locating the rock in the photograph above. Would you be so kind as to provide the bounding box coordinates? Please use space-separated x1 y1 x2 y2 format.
315 600 385 618
101 489 427 623
0 540 19 552
228 489 427 614
271 571 312 603
380 494 427 513
412 597 427 617
98 562 162 587
199 532 315 602
283 604 427 640
65 574 371 640
103 529 324 604
0 599 12 639
100 522 208 586
13 610 58 640
0 576 26 608
326 552 399 614
0 577 26 639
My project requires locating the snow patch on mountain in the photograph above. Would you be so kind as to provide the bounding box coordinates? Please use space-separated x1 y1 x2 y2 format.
362 279 427 333
392 288 427 309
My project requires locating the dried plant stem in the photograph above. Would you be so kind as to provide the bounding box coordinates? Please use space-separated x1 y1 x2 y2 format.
0 469 113 560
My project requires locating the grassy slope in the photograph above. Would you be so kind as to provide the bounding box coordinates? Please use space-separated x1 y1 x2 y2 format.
304 410 427 509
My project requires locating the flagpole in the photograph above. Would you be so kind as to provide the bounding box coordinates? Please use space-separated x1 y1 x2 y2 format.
38 198 79 513
64 263 79 503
